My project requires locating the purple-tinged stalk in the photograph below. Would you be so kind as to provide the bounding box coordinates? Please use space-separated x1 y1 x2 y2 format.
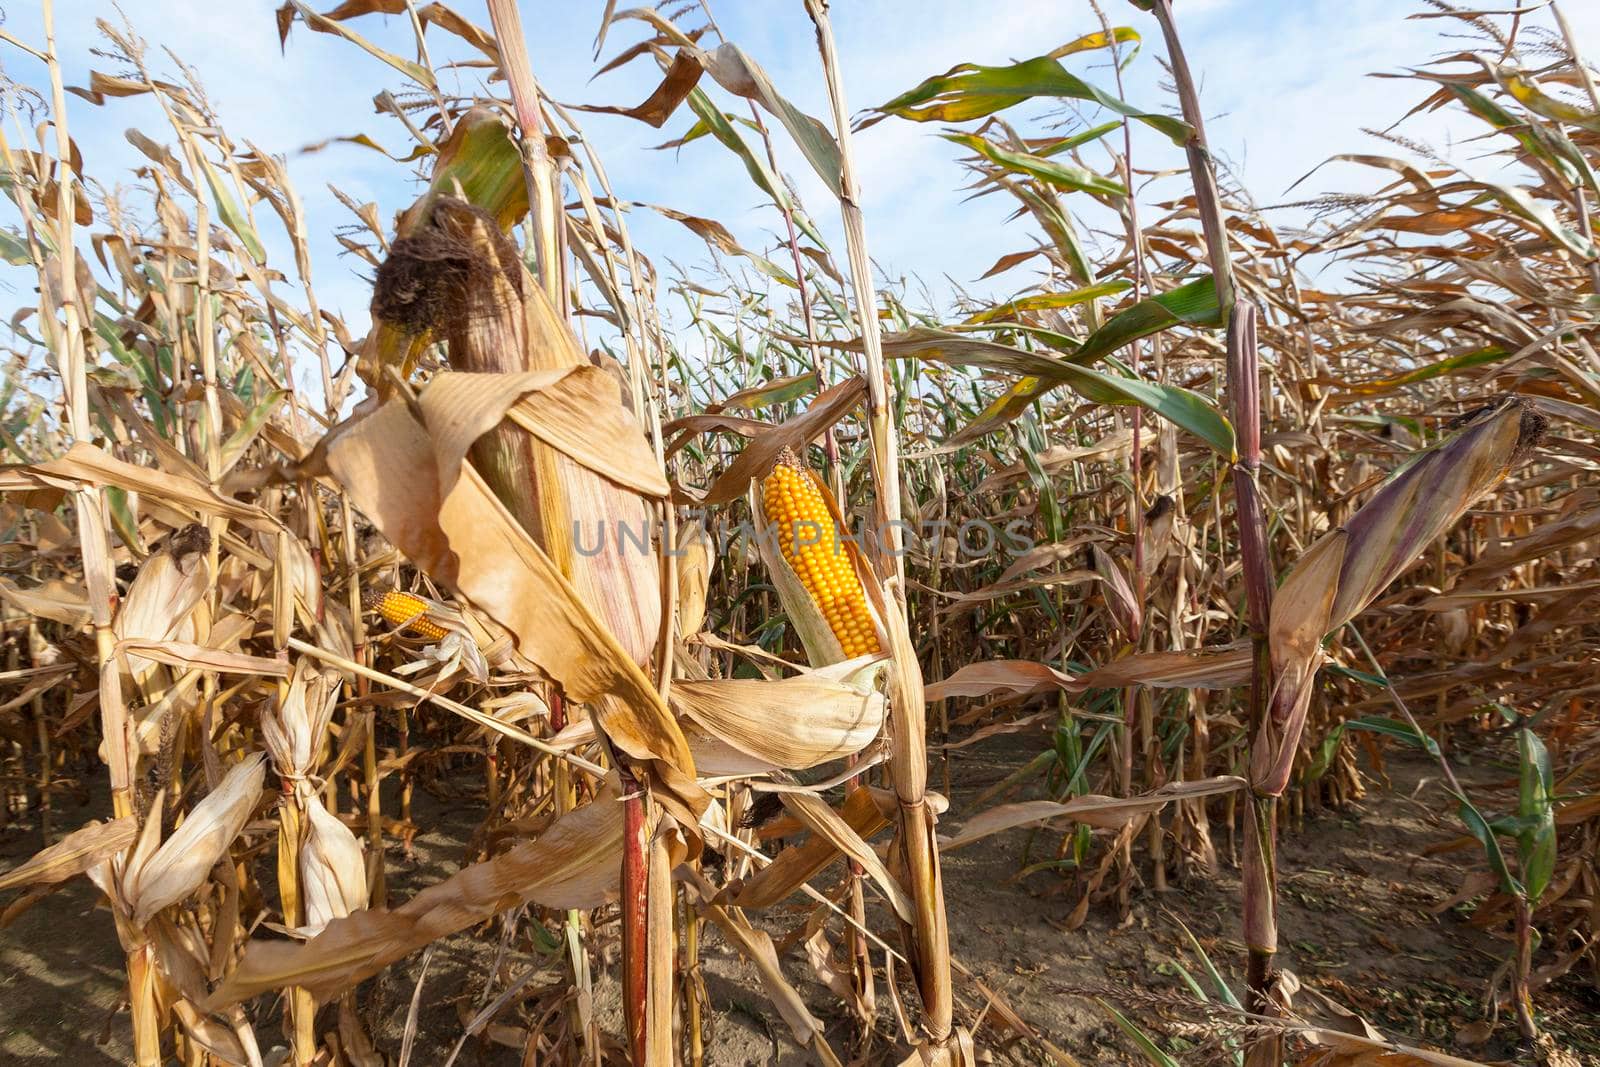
619 767 649 1062
1148 0 1279 1055
1228 305 1281 1050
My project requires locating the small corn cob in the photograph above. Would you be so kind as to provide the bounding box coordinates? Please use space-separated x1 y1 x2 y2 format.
362 588 450 642
760 450 881 658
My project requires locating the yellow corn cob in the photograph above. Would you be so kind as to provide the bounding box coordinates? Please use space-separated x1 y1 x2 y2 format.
760 450 881 658
362 588 449 642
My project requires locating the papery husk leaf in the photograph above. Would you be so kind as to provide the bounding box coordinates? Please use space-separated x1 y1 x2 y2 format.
386 200 666 671
114 524 211 687
127 753 267 925
208 786 628 1006
672 671 885 771
171 1000 257 1067
750 492 847 664
299 794 368 936
675 517 711 636
323 384 702 817
261 660 342 781
718 787 896 911
780 791 912 922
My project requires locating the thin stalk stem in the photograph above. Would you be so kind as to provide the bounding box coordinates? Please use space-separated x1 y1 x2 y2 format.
1151 3 1276 1053
486 0 565 316
805 1 955 1053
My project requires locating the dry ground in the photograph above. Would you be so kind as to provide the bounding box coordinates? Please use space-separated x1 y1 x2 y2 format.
3 733 1598 1065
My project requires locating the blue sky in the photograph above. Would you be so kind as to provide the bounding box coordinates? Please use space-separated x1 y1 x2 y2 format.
3 1 1597 396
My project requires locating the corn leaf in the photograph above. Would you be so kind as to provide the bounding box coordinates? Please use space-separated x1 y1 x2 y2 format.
864 53 1191 146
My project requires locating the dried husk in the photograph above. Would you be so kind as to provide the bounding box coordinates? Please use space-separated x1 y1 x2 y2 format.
298 794 368 937
116 753 267 925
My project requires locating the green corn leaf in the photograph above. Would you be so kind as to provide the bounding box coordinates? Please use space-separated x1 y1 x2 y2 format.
219 389 289 474
713 372 819 412
1445 84 1598 195
865 53 1191 146
195 153 266 265
1036 119 1123 157
1340 344 1510 396
1344 715 1442 759
1007 182 1097 289
1486 59 1600 134
1459 800 1523 899
1173 916 1242 1011
1050 360 1235 458
944 132 1127 197
0 226 32 265
962 280 1132 324
1073 275 1225 365
682 85 827 247
697 43 842 198
1517 728 1557 902
1476 179 1597 259
1097 999 1183 1067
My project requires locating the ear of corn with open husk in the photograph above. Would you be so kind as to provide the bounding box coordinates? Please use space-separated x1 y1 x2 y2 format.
752 447 886 669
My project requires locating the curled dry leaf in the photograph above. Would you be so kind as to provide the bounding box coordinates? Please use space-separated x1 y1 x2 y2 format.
780 790 912 922
925 643 1251 703
0 576 91 626
719 786 897 912
321 372 703 818
939 777 1247 852
208 784 629 1006
0 817 137 892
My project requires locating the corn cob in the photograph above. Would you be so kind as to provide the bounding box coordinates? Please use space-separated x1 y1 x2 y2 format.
362 588 449 642
760 450 880 658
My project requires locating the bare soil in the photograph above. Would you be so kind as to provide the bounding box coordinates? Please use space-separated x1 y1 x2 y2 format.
3 735 1598 1065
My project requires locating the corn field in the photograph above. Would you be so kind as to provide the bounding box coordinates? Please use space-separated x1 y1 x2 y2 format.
1 1 1598 1064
